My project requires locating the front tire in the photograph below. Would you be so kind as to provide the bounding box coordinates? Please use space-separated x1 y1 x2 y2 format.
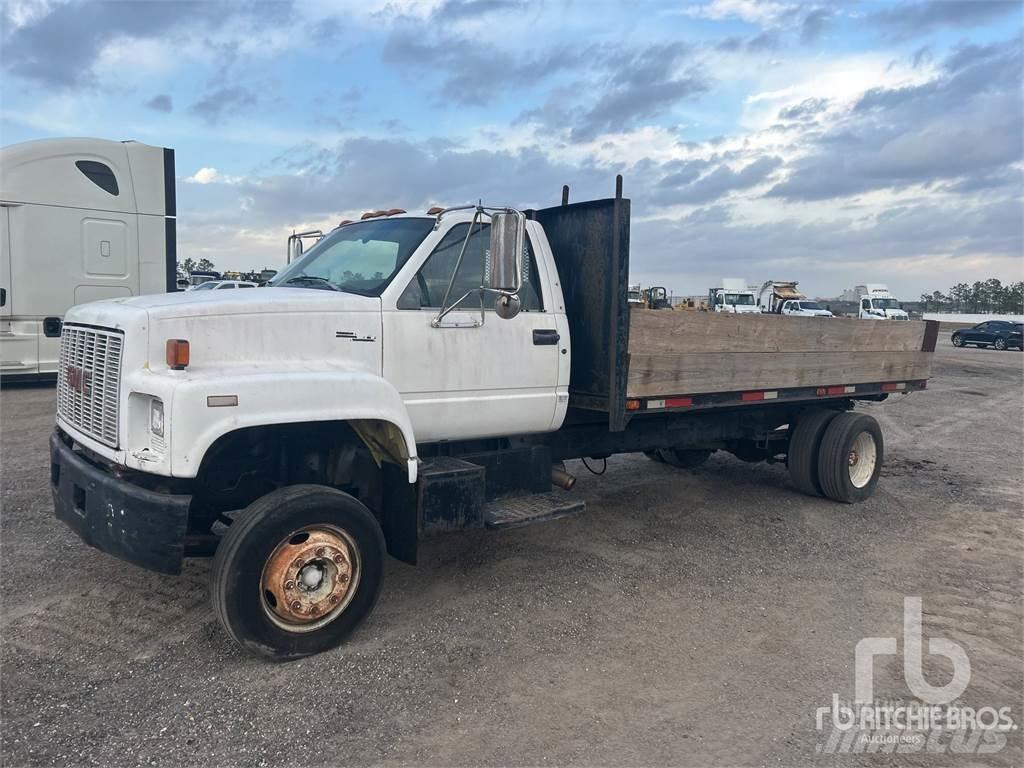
211 485 386 660
952 334 964 347
817 413 883 503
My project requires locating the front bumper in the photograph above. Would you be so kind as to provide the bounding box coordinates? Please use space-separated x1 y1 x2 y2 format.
50 430 191 574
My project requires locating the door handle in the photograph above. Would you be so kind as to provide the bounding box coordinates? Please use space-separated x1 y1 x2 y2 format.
533 329 560 345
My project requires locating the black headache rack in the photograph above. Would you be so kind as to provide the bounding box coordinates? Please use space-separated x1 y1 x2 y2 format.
528 176 632 431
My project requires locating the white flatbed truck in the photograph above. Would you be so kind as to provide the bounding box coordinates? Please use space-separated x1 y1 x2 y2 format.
49 178 937 658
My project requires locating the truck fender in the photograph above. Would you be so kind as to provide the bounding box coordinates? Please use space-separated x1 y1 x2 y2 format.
163 369 419 482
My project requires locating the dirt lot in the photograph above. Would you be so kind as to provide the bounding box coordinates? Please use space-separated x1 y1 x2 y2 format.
1 339 1021 767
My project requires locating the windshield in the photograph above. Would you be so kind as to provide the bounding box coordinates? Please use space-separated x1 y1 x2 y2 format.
724 293 755 305
801 301 824 310
874 298 900 309
271 218 434 295
192 281 218 291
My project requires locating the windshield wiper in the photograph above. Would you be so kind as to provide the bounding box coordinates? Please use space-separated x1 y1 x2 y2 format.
281 275 342 292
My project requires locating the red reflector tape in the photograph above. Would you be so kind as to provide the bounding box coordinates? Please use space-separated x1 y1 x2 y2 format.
882 382 906 392
741 391 764 401
825 385 856 395
666 397 693 408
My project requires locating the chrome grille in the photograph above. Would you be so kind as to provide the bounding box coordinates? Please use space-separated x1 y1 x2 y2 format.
56 325 124 448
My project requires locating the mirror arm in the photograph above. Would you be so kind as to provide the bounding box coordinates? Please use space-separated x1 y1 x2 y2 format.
436 210 479 315
431 288 485 327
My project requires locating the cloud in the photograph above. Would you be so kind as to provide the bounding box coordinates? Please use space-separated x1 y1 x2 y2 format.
189 85 260 124
571 72 708 142
683 0 795 26
777 96 829 120
542 42 709 142
430 0 524 21
799 7 831 44
0 0 291 88
767 36 1023 201
185 167 243 185
145 94 173 112
381 25 586 106
870 0 1020 39
654 156 783 204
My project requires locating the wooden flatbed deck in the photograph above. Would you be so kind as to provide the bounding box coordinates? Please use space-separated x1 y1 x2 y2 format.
627 311 935 399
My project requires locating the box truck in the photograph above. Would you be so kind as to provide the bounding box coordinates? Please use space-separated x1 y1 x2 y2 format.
708 278 759 313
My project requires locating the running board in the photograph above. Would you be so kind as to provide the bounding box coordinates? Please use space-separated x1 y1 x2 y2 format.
484 492 585 530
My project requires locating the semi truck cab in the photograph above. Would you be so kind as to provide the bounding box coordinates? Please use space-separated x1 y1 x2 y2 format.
857 284 909 320
0 138 176 378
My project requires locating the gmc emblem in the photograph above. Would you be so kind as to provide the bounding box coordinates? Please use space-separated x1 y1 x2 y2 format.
66 365 92 396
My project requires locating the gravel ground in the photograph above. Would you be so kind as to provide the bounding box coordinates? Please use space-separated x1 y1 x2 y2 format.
1 339 1021 767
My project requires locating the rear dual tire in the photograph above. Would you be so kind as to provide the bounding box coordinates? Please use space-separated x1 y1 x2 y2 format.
789 411 883 503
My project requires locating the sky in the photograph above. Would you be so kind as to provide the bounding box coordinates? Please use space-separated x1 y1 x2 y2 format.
1 0 1022 299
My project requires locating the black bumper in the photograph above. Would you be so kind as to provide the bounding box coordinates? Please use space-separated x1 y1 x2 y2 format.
49 431 191 574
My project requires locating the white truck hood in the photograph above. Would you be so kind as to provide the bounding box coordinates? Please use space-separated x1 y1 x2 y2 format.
63 287 383 373
65 287 379 327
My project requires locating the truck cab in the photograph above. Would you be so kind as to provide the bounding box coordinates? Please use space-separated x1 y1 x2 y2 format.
0 138 176 378
709 278 759 313
857 284 908 320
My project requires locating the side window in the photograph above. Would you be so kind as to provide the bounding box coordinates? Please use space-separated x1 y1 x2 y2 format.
75 160 119 196
398 222 544 312
218 283 235 289
861 299 870 310
239 283 254 288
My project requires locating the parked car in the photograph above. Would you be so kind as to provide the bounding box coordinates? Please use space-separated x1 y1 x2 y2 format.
951 321 1023 350
188 280 258 291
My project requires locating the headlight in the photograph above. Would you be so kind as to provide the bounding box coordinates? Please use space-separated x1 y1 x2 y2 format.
150 398 165 437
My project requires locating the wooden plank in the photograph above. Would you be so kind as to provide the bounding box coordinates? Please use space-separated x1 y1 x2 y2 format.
628 310 927 355
626 351 933 398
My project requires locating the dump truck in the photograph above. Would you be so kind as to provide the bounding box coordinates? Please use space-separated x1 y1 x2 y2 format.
49 177 937 659
757 280 805 314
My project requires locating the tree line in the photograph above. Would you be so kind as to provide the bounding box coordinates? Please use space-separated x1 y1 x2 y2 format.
919 279 1024 314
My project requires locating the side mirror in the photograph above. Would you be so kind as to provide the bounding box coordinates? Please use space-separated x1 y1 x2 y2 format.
486 212 523 293
287 236 303 264
495 293 521 320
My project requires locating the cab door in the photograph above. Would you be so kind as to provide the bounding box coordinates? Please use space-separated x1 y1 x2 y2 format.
382 221 562 443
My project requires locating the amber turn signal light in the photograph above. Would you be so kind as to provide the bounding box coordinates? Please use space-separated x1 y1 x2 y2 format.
166 339 190 370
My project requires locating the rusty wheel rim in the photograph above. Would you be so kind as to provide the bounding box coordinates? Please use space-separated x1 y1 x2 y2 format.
260 524 361 633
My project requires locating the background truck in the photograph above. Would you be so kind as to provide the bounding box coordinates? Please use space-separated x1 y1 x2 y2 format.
0 138 177 379
708 278 759 313
778 299 833 317
756 280 805 313
857 284 909 320
49 177 937 659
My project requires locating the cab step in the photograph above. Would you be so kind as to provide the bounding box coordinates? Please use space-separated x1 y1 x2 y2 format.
483 491 585 530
